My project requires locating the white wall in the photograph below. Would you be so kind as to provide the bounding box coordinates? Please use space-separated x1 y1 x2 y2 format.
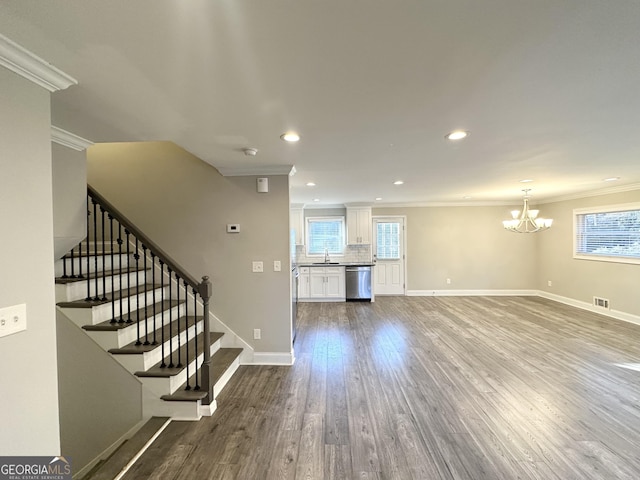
0 68 61 454
52 143 87 259
537 188 640 317
87 142 292 355
374 205 537 292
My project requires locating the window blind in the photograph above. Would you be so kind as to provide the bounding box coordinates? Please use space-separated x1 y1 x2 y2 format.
306 217 345 255
575 207 640 260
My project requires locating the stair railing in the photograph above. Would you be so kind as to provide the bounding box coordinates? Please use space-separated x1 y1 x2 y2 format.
61 185 214 405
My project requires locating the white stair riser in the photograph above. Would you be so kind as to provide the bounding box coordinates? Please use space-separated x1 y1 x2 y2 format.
112 322 205 373
59 286 168 325
55 253 130 277
142 391 203 421
55 270 151 302
213 356 240 398
82 304 186 350
138 339 222 396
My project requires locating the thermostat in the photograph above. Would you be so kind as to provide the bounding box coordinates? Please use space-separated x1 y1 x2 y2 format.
227 224 240 233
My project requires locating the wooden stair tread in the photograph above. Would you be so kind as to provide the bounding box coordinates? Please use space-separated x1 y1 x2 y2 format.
56 283 162 308
160 348 242 402
85 416 170 480
135 332 224 378
108 316 202 354
55 266 150 284
82 300 180 331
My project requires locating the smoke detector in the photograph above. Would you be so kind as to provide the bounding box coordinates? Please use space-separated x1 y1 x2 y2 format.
243 148 258 156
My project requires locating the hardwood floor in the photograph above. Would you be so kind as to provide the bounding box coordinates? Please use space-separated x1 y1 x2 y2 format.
123 296 640 479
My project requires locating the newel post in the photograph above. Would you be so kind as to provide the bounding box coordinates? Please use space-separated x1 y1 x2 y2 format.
198 275 213 404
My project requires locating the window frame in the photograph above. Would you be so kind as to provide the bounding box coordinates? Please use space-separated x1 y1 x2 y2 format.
573 202 640 265
305 216 346 257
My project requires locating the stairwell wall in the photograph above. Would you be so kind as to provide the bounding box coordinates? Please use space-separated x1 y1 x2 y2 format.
0 68 61 454
87 142 293 356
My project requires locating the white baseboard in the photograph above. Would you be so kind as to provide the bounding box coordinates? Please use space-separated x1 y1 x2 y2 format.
244 351 295 366
198 400 217 418
406 289 538 297
537 291 640 327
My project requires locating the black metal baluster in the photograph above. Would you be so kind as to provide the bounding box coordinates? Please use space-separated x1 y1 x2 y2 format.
160 260 166 368
134 239 141 345
62 253 69 279
168 267 174 368
109 215 116 323
193 290 200 390
69 247 75 278
184 280 191 390
176 273 182 368
85 201 91 301
125 229 132 323
100 206 107 300
143 245 150 345
92 198 99 301
117 223 125 323
151 253 157 345
77 236 83 279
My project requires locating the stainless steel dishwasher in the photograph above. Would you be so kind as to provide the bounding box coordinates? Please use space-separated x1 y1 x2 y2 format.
345 266 372 301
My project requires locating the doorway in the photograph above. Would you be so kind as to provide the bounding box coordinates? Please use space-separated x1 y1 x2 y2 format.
372 216 406 295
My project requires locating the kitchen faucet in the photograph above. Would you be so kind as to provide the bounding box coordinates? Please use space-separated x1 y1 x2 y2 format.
324 248 330 263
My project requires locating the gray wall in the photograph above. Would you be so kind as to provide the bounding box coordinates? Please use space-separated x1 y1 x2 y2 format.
537 189 640 317
57 312 142 473
374 205 537 291
87 142 292 353
0 68 61 454
52 143 87 259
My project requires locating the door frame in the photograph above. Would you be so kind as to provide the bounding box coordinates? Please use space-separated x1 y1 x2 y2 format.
371 215 407 296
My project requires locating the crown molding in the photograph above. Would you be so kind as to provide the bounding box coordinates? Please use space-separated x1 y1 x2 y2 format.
217 165 296 177
51 126 94 151
0 34 77 92
539 182 640 204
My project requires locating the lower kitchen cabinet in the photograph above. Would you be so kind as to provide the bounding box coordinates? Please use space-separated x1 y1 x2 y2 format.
300 266 345 302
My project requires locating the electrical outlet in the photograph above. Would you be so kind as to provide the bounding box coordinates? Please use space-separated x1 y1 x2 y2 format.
0 303 27 338
253 328 261 340
273 260 281 272
547 280 552 287
252 261 264 273
446 278 451 285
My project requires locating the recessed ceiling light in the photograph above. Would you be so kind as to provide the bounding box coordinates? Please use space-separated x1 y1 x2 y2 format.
445 130 468 141
463 195 472 200
313 198 320 202
603 177 620 182
393 180 404 185
280 132 300 142
519 179 534 183
375 197 383 201
306 182 316 187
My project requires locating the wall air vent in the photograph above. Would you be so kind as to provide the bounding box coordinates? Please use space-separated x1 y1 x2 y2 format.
593 297 610 309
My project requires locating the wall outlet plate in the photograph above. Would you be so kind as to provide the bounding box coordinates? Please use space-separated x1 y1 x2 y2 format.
252 261 264 273
0 303 27 338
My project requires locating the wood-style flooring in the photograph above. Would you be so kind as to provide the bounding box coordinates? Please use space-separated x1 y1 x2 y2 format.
123 296 640 479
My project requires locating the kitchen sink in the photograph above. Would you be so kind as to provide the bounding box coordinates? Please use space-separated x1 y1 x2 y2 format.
312 262 340 264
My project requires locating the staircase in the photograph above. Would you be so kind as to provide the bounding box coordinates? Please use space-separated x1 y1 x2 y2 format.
55 187 242 422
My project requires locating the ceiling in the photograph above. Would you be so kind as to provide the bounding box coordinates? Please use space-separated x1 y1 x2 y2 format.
2 1 640 206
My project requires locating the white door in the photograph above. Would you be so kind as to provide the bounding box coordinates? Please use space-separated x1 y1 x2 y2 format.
373 217 405 295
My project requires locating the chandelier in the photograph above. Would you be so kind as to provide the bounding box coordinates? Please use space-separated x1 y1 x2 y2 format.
503 189 553 233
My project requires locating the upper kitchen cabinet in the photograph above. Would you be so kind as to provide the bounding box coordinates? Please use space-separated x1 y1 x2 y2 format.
346 206 372 245
290 206 305 246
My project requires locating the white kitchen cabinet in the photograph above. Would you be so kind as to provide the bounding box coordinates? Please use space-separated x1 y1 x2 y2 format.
298 267 310 298
346 207 372 245
290 206 305 245
302 266 345 301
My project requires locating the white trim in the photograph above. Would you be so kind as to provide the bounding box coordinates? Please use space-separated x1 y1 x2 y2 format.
244 351 295 366
0 33 77 92
216 165 295 176
198 400 218 417
537 291 640 327
541 183 640 204
407 289 538 297
51 126 94 151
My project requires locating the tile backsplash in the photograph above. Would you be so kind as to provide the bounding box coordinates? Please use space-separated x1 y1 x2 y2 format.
296 244 372 264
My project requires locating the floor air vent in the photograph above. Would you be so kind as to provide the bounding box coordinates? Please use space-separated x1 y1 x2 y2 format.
593 296 610 309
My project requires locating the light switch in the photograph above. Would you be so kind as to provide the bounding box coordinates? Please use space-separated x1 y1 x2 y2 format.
273 260 281 272
252 261 264 273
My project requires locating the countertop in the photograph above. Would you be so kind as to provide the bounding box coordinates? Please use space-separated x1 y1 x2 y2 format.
297 262 375 267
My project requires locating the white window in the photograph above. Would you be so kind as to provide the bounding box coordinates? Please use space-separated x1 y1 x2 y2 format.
376 222 400 259
306 217 345 256
574 203 640 264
